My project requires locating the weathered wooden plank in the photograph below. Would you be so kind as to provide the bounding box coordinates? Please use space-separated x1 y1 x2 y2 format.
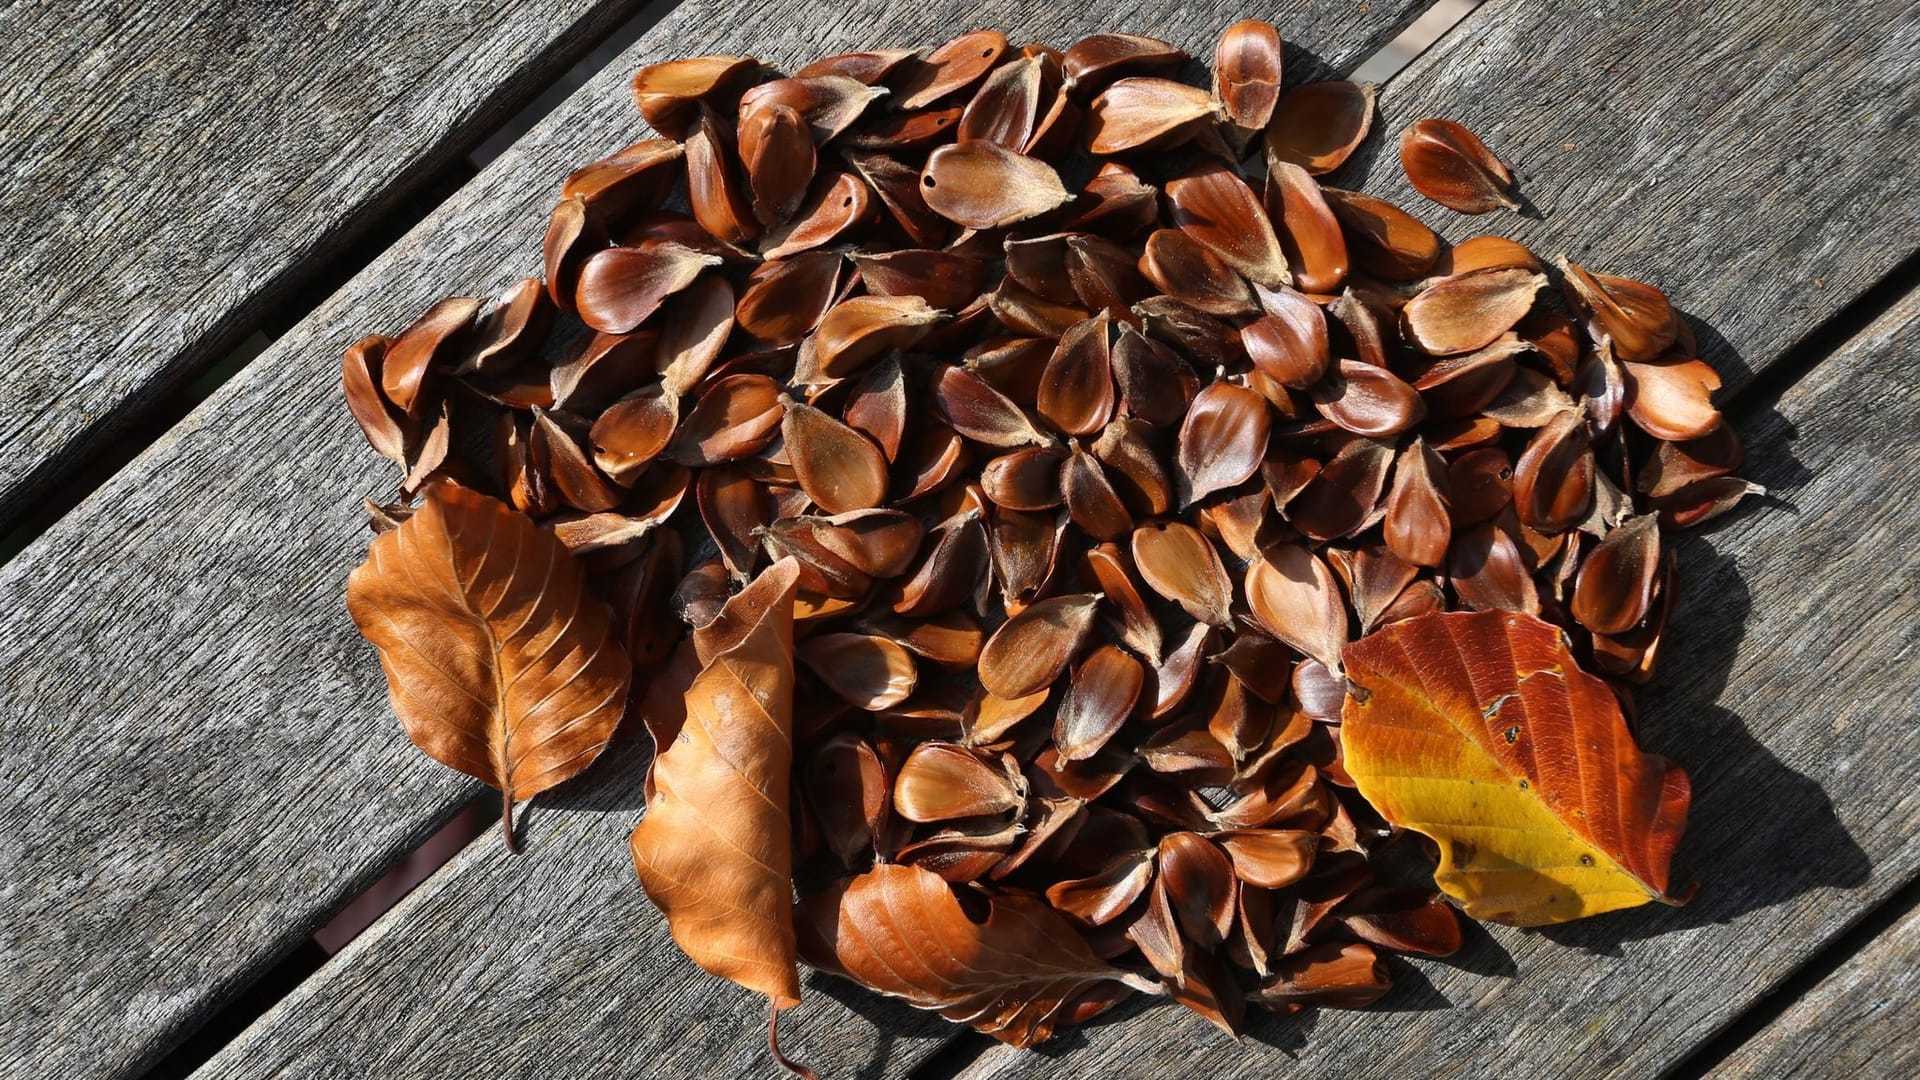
1354 0 1920 396
0 0 654 534
953 287 1920 1078
0 2 1428 1077
1708 901 1920 1078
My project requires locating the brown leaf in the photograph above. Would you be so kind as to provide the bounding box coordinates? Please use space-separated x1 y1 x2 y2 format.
797 862 1136 1047
346 485 629 850
631 559 803 1005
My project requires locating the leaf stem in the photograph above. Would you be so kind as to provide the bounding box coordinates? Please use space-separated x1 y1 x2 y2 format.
767 999 819 1080
502 794 519 854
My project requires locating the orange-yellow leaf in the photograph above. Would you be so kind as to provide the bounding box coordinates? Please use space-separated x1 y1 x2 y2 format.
345 484 630 851
1340 610 1690 926
631 559 804 1007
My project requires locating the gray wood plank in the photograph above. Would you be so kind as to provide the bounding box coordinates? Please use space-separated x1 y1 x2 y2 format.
1349 0 1920 396
0 0 653 534
1708 901 1920 1079
952 287 1920 1078
0 2 1429 1077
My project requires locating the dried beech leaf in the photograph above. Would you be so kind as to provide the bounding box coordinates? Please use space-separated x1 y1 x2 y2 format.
1343 610 1692 925
631 559 803 1005
797 863 1137 1047
346 485 629 850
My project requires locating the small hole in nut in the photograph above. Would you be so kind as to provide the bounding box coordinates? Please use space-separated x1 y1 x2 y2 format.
923 176 936 187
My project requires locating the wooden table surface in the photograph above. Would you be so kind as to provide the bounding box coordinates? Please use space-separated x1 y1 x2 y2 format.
1 0 1914 1077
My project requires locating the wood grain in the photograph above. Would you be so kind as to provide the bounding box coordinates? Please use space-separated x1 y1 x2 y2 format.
0 0 651 533
1350 0 1920 396
0 2 1427 1076
954 288 1920 1078
1708 901 1920 1078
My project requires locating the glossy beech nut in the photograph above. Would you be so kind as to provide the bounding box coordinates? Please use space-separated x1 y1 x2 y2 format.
1037 314 1117 436
655 275 733 398
793 48 917 84
982 446 1068 510
1399 118 1520 214
891 511 988 616
798 632 919 711
843 149 949 248
893 30 1011 111
1413 334 1526 419
561 138 683 228
383 297 479 416
1112 323 1202 426
1321 187 1441 280
1562 262 1680 364
760 171 873 261
1436 235 1543 279
1087 77 1218 154
1081 543 1163 662
1265 81 1375 174
1255 941 1391 1011
589 384 677 485
541 196 603 311
665 373 782 466
1165 162 1291 288
1287 436 1393 541
781 399 889 514
987 504 1066 604
1066 234 1149 318
1402 267 1547 355
683 106 759 245
1641 423 1744 498
1266 161 1349 296
1131 522 1233 627
342 335 407 462
1572 513 1663 634
1176 382 1272 507
1157 832 1237 951
1623 355 1725 440
1512 410 1595 532
740 75 886 144
805 732 890 867
1139 229 1256 316
1448 522 1539 614
737 102 814 226
957 55 1044 149
631 55 758 139
1447 446 1514 526
1092 417 1175 517
1245 542 1348 674
574 243 721 336
1311 358 1426 437
735 251 842 345
921 141 1072 229
852 249 984 312
807 295 945 385
1054 645 1146 761
977 593 1101 699
893 743 1023 822
1217 828 1316 888
1065 161 1160 237
1384 437 1451 569
1061 33 1186 96
530 409 622 512
961 335 1049 401
1062 444 1134 540
696 466 768 580
1046 851 1155 926
932 365 1051 447
1214 19 1282 152
1242 286 1329 388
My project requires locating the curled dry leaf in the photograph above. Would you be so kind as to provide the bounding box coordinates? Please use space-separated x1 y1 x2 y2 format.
1399 118 1521 214
346 485 630 851
632 559 802 1005
1342 610 1692 925
797 863 1140 1047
